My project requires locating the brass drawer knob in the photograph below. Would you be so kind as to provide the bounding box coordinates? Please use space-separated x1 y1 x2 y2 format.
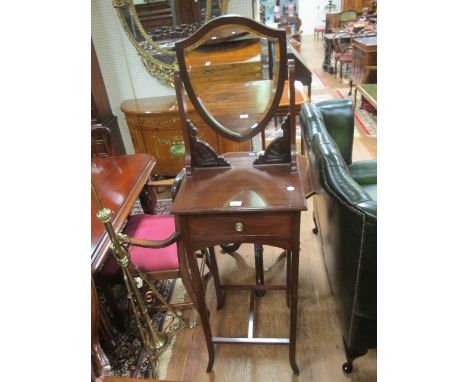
235 222 244 232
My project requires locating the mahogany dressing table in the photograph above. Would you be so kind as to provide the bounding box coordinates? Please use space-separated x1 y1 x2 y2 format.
170 16 309 374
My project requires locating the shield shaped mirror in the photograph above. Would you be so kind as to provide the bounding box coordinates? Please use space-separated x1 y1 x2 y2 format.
175 16 287 142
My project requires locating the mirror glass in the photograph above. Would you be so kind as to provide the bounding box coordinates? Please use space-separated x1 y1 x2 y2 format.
181 24 281 140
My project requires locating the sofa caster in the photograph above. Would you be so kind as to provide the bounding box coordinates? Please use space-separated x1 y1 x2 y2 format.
342 361 353 374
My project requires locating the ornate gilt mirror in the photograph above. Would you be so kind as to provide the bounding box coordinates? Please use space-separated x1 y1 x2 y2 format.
113 0 231 86
175 15 287 142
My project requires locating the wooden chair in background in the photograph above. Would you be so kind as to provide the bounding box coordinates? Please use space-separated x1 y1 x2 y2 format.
92 125 115 158
332 32 356 81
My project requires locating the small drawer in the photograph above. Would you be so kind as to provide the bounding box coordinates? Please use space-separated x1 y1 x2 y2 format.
187 213 292 239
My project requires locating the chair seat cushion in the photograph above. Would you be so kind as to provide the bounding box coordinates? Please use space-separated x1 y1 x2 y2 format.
314 25 325 32
100 214 179 277
348 160 377 185
339 53 353 63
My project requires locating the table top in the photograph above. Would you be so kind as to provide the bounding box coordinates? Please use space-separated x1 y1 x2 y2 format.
171 152 308 215
91 154 156 272
353 36 377 47
324 32 377 43
357 84 377 109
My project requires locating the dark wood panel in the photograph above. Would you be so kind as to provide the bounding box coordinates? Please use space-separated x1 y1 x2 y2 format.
91 40 125 154
342 0 376 13
135 1 173 31
175 0 201 24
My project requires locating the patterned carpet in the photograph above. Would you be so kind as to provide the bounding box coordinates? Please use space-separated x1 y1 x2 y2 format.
336 88 377 136
99 279 178 378
309 90 377 137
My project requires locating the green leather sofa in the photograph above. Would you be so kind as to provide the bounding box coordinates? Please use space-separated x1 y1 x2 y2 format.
300 99 377 373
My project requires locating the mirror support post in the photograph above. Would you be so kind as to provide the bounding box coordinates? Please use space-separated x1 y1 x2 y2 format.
288 59 298 173
174 71 193 176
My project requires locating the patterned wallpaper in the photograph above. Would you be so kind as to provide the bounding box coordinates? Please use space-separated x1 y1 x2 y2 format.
91 0 253 154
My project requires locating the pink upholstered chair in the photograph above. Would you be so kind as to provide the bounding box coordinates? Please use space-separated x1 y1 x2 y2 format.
100 213 224 318
101 215 181 279
332 32 356 81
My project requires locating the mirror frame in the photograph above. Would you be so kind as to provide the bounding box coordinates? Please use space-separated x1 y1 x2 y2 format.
113 0 178 86
113 0 229 87
175 15 287 142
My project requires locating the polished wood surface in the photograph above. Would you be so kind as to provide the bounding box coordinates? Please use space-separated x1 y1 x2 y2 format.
172 152 307 215
91 154 156 272
186 38 264 87
288 44 312 98
121 82 306 176
197 80 307 137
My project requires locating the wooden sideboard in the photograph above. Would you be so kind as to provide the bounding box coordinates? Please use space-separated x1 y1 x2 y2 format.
121 96 252 177
325 13 340 32
350 36 377 85
342 0 376 13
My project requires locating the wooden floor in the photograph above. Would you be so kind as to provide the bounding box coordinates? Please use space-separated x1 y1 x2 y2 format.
160 35 377 382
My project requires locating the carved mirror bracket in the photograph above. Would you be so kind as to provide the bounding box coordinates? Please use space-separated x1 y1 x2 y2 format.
253 115 291 165
186 120 230 170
